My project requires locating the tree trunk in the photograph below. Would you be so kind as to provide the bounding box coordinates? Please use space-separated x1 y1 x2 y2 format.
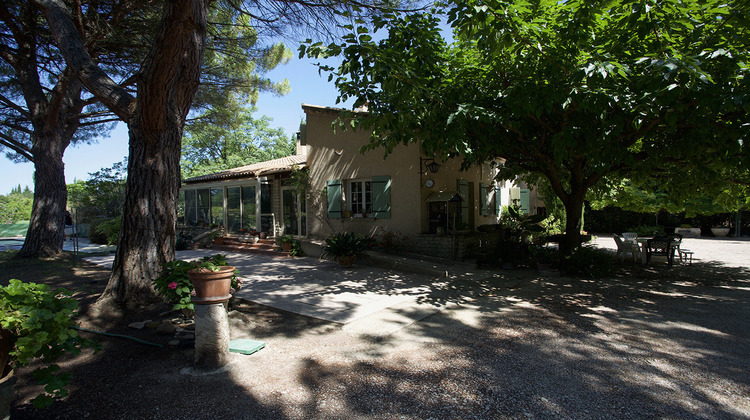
560 187 586 255
17 134 67 258
99 0 208 306
100 123 182 303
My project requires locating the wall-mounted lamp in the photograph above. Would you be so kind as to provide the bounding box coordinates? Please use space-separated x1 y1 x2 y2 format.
421 157 441 174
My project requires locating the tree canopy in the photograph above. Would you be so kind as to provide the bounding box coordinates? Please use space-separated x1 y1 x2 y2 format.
0 0 159 256
304 0 749 252
67 160 128 220
0 186 33 224
182 105 295 179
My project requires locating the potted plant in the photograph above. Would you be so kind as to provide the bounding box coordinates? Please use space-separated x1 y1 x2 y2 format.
531 245 561 277
321 232 369 267
711 225 730 237
675 224 701 238
175 231 194 251
1 280 96 411
154 254 242 311
211 226 226 245
277 234 295 252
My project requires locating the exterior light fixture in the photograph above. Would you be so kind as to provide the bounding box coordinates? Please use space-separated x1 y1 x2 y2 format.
421 157 441 174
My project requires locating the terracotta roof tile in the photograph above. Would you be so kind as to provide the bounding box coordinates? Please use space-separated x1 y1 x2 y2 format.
183 154 306 185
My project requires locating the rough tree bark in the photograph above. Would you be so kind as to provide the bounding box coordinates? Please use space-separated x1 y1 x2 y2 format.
17 134 68 257
36 0 209 305
561 193 584 255
15 67 83 257
4 3 84 258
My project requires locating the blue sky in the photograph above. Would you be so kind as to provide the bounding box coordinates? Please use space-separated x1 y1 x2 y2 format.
0 52 352 195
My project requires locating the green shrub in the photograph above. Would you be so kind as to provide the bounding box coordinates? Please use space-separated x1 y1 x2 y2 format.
628 225 663 237
496 239 532 267
321 232 368 260
87 217 110 244
289 240 304 257
0 280 96 408
276 234 295 244
94 215 121 245
377 230 407 252
531 245 561 266
561 247 616 278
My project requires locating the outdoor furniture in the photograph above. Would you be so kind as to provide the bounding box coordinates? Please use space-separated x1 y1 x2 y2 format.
613 234 640 263
622 232 638 242
645 236 678 267
667 233 683 253
678 249 694 264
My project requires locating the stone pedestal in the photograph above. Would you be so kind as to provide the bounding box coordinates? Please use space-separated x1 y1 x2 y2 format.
194 303 230 368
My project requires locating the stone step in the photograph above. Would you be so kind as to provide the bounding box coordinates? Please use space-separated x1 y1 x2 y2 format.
220 237 275 246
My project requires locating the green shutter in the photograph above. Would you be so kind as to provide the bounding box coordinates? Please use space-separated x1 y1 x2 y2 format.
372 175 391 218
520 188 530 215
326 179 342 219
457 179 469 226
495 186 501 215
480 183 488 216
509 187 521 208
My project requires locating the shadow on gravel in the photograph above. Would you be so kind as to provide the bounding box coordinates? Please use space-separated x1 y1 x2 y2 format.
295 261 750 418
11 338 289 420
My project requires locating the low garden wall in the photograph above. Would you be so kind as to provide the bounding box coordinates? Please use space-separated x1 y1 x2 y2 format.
406 231 503 260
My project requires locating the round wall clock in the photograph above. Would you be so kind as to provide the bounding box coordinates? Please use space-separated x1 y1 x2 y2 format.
425 179 435 188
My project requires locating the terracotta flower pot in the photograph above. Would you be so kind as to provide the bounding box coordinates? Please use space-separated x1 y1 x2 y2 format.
188 266 235 304
281 242 292 252
213 237 225 245
259 232 267 239
337 255 356 268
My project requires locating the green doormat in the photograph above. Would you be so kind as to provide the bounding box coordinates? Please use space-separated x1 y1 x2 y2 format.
229 339 265 355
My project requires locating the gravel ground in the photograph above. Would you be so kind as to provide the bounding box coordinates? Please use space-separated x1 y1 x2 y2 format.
9 237 750 419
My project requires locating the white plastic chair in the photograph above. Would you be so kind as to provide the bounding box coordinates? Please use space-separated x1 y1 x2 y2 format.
622 232 638 243
613 234 640 263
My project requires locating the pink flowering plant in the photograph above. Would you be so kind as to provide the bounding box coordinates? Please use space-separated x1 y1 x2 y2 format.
153 254 241 313
378 230 407 252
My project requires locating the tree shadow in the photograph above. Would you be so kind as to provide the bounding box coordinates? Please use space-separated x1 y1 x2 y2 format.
290 261 750 417
5 248 749 417
10 336 290 419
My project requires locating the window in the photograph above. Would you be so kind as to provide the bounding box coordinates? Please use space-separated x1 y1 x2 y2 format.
197 189 210 223
348 180 372 215
226 187 240 233
184 190 196 224
210 188 223 226
327 176 390 219
241 185 256 229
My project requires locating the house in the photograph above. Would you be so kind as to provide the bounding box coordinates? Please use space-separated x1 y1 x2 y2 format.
180 103 544 259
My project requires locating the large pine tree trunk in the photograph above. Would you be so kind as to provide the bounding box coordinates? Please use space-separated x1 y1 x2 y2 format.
36 0 208 306
100 123 182 303
99 0 208 305
17 134 67 257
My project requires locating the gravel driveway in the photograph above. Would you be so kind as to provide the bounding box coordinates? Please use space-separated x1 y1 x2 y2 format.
11 237 750 419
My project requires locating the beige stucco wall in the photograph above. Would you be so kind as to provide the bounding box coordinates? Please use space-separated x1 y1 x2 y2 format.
303 105 530 242
304 108 423 240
